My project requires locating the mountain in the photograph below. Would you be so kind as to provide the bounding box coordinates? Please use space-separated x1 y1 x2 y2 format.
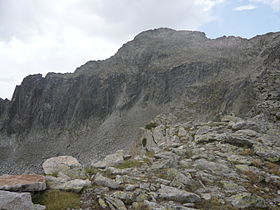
0 28 279 174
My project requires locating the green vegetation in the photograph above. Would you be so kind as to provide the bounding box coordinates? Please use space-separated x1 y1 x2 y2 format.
145 150 155 158
142 138 147 147
114 159 143 169
239 148 254 156
145 122 158 130
84 167 99 177
32 190 80 210
196 198 238 210
155 168 172 180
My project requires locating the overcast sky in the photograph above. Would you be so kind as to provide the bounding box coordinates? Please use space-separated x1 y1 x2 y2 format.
0 0 279 99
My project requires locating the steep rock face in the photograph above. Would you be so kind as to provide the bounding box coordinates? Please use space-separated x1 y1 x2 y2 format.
0 28 279 174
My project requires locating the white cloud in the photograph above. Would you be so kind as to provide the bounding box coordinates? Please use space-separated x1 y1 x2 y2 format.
249 0 280 11
0 0 224 99
234 4 257 11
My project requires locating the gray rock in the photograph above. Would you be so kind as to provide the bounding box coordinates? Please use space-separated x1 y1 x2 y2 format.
92 150 125 168
253 144 280 162
0 190 44 210
113 191 134 204
194 133 221 144
178 127 187 137
94 173 120 189
34 204 46 210
159 185 201 203
229 192 267 209
104 195 127 210
42 156 83 178
231 121 259 132
125 184 138 191
221 181 247 193
193 158 236 178
46 176 91 192
106 167 131 175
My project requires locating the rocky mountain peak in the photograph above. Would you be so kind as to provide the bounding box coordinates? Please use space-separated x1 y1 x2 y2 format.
0 28 279 177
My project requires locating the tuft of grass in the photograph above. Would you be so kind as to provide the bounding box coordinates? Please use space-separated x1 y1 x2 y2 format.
264 161 280 176
243 171 265 184
133 201 150 210
142 138 147 147
184 149 194 159
195 198 238 210
239 148 254 156
114 159 143 169
32 190 80 210
146 151 155 158
145 122 158 130
155 168 174 180
84 167 99 178
250 159 263 168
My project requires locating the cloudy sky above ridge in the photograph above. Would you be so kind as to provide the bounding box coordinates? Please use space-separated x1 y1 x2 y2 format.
0 0 279 99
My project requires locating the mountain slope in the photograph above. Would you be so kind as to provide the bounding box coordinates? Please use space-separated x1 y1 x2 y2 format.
0 28 279 174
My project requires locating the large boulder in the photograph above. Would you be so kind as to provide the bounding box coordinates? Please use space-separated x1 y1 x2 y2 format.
104 194 127 210
229 193 267 209
0 190 45 210
42 156 83 178
91 150 125 168
45 176 91 193
94 173 120 189
253 144 280 162
0 174 46 192
159 185 201 203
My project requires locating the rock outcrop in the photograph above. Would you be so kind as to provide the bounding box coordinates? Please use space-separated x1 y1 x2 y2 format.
78 114 280 209
0 174 46 192
0 28 279 174
43 156 91 192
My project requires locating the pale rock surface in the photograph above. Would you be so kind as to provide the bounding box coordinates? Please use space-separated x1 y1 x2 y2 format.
42 156 83 178
0 190 45 210
0 174 46 192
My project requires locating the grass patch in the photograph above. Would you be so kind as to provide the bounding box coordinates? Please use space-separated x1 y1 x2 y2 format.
196 198 238 210
142 138 147 147
145 122 158 130
250 159 263 168
133 201 150 210
32 190 80 210
184 149 194 159
239 148 254 156
146 151 155 158
264 161 280 176
243 171 265 184
84 167 99 178
114 159 143 169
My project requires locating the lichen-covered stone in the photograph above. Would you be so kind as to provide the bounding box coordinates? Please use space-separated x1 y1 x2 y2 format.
229 193 267 209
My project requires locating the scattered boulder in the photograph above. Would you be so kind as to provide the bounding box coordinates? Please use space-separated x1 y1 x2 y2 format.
159 185 201 203
46 176 90 193
231 121 260 132
229 192 267 209
94 173 120 189
92 150 125 168
0 190 45 210
0 174 46 192
253 144 280 162
42 156 83 178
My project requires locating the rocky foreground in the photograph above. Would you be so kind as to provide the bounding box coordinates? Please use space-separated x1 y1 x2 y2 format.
0 114 280 209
